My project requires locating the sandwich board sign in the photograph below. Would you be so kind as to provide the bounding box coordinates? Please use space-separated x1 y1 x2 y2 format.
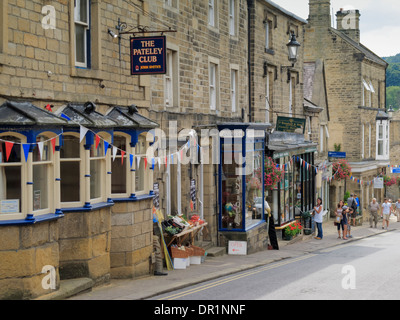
228 241 247 255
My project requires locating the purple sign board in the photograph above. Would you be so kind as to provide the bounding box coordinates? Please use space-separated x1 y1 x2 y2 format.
130 36 166 75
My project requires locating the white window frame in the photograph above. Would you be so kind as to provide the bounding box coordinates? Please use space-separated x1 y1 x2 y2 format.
32 134 56 216
74 0 90 68
0 133 25 221
165 48 179 108
320 125 324 152
60 133 84 208
111 133 130 198
231 68 238 113
368 123 372 158
361 123 365 158
208 0 217 28
376 120 389 160
229 0 236 36
209 59 220 111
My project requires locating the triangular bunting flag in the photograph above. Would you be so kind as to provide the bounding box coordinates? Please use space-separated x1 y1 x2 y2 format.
60 113 71 121
151 158 155 170
51 138 56 154
121 150 125 165
22 144 30 162
112 146 117 161
79 125 89 143
95 135 101 149
37 142 44 160
104 141 109 156
144 157 148 170
165 156 168 168
129 154 133 169
136 156 141 170
5 141 14 161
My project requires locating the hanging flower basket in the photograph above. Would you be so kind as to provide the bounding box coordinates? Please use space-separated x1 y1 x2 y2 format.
384 175 397 187
263 157 285 191
332 159 352 181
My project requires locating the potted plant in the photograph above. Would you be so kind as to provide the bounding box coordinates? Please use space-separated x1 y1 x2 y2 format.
263 157 285 191
283 221 303 240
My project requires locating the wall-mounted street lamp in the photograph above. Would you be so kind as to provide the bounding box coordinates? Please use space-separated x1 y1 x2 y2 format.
281 32 301 82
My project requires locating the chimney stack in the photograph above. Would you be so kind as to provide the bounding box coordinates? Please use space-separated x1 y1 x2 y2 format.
336 8 361 43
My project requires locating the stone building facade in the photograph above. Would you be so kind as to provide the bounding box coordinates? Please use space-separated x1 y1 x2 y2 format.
0 0 156 299
304 0 388 217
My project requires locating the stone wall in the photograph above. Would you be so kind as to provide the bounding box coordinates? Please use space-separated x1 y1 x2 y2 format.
58 208 111 285
0 220 59 300
110 200 154 279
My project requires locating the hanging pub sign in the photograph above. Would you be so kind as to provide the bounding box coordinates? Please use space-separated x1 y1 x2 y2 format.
130 36 166 75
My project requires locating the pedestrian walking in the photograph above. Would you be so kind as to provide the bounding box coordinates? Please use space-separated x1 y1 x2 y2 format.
342 205 349 240
381 198 391 230
335 200 345 239
369 198 380 228
312 197 323 240
347 208 354 238
347 193 357 226
395 199 400 222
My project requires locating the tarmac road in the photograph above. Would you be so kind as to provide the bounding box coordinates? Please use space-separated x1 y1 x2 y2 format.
152 230 400 300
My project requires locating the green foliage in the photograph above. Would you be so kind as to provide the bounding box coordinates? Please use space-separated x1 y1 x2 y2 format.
344 191 350 203
383 54 400 109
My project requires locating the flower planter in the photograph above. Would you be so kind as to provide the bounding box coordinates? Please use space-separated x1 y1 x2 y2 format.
303 228 312 235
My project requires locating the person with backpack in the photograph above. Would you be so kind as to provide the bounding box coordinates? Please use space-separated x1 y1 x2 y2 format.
347 193 358 226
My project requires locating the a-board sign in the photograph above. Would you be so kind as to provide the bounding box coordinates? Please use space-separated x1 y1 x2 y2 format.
228 241 247 255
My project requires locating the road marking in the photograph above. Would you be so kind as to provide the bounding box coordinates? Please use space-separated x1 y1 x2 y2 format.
158 254 316 300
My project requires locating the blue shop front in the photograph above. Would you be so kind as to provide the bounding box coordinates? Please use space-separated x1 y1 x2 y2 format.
217 123 271 254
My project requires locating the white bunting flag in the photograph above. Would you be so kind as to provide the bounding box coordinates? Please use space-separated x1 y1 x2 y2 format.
112 146 117 161
79 125 89 143
37 142 44 160
136 156 141 170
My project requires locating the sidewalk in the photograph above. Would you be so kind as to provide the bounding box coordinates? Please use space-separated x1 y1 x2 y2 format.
65 215 400 300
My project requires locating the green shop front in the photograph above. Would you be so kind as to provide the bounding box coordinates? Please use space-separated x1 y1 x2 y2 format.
265 132 318 238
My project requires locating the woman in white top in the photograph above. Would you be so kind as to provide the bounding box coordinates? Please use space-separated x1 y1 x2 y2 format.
335 200 344 239
313 197 323 240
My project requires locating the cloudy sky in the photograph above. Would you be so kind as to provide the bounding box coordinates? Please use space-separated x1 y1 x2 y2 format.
275 0 399 58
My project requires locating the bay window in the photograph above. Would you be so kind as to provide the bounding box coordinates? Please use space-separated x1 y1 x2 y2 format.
112 134 128 195
60 134 81 204
0 136 22 218
376 120 389 160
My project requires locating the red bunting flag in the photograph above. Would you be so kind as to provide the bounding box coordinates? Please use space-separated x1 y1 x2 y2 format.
95 134 101 149
5 141 14 161
144 157 147 169
45 104 52 112
51 138 56 154
121 150 125 165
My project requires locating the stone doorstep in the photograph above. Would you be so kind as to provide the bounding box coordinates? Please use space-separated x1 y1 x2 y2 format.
34 278 94 300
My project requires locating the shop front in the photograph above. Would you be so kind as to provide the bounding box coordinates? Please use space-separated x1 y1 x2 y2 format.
218 123 271 254
266 131 318 238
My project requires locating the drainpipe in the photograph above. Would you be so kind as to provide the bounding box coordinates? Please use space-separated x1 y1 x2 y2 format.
247 0 253 123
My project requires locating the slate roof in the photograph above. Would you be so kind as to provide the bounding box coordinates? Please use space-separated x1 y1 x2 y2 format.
106 105 159 129
329 28 388 67
0 101 68 127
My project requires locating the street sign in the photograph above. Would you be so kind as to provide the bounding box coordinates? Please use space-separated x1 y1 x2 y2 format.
328 151 346 158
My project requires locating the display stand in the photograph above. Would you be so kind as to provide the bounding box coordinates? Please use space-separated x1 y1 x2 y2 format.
166 223 208 247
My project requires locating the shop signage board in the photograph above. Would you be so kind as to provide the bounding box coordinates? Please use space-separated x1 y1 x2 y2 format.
276 116 306 134
328 151 346 158
130 36 166 75
373 177 384 189
228 241 247 255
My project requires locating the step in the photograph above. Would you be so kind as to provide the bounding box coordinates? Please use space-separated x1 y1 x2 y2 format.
206 246 226 257
34 278 94 300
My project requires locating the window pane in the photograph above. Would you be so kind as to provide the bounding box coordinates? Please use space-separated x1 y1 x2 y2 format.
0 137 21 163
33 136 50 162
112 136 127 194
61 162 80 202
75 24 86 64
221 149 243 230
135 158 145 192
33 164 48 211
61 136 80 158
0 166 21 213
90 159 101 199
75 0 88 24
